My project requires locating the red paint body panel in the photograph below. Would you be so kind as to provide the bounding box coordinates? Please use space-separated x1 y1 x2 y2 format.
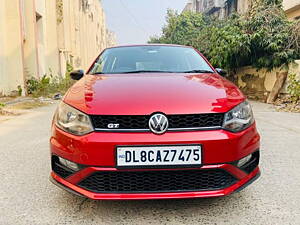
50 45 260 200
51 123 259 167
64 73 245 115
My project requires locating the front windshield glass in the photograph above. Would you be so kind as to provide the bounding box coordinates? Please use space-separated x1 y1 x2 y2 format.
89 46 214 74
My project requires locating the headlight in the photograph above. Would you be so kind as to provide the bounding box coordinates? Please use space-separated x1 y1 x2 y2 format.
223 101 254 132
55 102 93 135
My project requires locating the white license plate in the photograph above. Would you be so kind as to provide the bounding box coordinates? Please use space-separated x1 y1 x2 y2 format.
117 145 202 167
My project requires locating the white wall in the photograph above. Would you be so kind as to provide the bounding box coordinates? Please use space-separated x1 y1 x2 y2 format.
283 0 300 11
0 0 6 96
44 0 61 77
0 0 25 96
237 61 300 94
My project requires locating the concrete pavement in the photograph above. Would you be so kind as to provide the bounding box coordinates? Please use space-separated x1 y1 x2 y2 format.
0 102 299 225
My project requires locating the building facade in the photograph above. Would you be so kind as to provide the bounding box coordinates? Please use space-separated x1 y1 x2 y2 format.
183 0 300 20
0 0 116 96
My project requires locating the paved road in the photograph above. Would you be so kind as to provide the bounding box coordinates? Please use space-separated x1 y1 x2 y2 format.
0 102 299 225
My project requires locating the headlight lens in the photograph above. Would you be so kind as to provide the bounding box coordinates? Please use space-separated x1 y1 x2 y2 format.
223 101 254 132
55 102 93 135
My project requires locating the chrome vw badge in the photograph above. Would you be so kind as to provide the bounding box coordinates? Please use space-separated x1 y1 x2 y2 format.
149 113 169 134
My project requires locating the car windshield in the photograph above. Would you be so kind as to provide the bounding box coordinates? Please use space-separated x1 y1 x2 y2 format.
89 46 214 74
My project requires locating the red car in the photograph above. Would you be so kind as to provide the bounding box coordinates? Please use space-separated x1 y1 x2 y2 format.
50 44 260 200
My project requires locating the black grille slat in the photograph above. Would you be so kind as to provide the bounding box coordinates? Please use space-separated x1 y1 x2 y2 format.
168 114 224 128
78 169 236 193
90 114 224 130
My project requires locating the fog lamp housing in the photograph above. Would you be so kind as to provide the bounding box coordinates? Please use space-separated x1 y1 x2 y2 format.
237 154 252 168
58 157 80 171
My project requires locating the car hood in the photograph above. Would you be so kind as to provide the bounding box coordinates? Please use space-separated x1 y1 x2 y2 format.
64 73 245 115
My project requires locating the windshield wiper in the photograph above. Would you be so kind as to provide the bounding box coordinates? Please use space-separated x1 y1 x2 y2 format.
92 70 174 74
92 70 214 74
182 70 214 73
119 70 175 74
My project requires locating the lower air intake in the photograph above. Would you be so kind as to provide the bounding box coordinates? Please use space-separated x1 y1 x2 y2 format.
78 169 237 193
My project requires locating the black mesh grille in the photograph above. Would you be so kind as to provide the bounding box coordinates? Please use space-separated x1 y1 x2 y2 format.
90 113 224 130
78 169 237 193
168 114 224 128
52 156 74 178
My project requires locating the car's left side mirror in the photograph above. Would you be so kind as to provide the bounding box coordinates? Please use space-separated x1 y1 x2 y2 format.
70 70 84 80
216 68 227 76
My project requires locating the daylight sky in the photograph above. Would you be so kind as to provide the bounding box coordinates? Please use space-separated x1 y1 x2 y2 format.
101 0 187 45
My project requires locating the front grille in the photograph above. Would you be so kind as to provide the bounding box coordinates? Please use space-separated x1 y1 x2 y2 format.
52 156 74 178
91 115 149 130
90 113 224 131
78 169 237 193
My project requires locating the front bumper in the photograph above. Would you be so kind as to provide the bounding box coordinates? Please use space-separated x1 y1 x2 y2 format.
50 167 260 200
50 123 260 200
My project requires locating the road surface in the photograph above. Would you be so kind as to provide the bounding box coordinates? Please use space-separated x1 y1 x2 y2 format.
0 102 299 225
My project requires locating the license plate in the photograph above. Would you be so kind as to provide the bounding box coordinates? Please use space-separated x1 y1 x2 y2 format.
116 145 202 167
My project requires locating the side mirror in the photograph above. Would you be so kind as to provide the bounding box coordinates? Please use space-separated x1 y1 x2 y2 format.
216 68 227 76
70 70 84 80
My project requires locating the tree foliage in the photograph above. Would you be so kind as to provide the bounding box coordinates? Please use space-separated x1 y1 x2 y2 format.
149 0 300 72
245 1 295 70
149 11 208 48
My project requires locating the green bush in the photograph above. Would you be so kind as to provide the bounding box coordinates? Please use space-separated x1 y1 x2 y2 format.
287 73 300 102
149 0 300 73
26 65 74 97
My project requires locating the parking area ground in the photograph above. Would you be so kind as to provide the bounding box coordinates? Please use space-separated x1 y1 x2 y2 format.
0 101 299 225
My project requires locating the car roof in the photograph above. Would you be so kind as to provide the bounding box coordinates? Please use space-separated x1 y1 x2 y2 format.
105 44 193 50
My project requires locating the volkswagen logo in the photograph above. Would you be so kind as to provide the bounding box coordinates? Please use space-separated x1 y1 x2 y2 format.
149 113 169 134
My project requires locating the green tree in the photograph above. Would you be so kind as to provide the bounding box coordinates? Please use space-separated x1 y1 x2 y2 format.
150 1 299 72
245 0 296 71
149 10 208 48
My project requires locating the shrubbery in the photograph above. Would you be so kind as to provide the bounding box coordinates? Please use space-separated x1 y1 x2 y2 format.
149 0 300 73
26 64 74 97
287 74 300 102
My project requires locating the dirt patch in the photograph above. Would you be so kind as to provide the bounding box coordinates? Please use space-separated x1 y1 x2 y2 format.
0 97 16 103
0 109 19 116
5 100 50 110
273 96 300 113
243 92 300 113
0 98 54 122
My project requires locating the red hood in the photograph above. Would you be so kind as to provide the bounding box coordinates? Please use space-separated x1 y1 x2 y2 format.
64 73 245 115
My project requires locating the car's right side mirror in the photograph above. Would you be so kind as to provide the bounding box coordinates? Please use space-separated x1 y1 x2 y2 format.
216 68 227 76
70 70 84 80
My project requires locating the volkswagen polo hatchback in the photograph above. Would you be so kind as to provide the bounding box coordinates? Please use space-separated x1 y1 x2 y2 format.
50 44 260 200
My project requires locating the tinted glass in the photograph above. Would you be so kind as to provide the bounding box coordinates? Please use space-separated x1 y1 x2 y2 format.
89 46 213 74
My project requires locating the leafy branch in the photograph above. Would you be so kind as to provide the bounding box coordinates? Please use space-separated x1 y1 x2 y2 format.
149 0 300 73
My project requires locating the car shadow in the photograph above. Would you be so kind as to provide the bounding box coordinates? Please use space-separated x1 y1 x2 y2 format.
59 189 247 212
52 189 255 224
